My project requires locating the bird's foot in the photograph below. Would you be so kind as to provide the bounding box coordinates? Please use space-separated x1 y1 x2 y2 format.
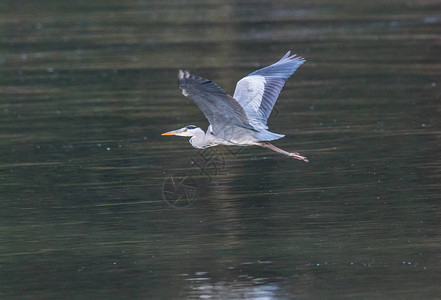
289 152 309 162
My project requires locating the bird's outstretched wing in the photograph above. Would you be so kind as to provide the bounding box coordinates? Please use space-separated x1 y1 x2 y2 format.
233 51 305 129
178 70 253 136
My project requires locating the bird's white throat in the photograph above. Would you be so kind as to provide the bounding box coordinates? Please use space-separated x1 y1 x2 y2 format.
189 127 209 149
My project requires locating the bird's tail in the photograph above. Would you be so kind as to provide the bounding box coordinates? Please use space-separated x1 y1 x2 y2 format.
254 130 285 141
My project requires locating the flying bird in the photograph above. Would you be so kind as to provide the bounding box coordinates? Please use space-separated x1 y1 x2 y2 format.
162 51 308 162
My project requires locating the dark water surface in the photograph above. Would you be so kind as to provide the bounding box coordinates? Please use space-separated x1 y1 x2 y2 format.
1 0 440 298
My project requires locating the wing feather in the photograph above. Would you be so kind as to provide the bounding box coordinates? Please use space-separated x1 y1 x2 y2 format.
233 51 305 127
178 70 253 138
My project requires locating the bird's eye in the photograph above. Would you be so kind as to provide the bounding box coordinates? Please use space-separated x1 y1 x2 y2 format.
184 128 188 132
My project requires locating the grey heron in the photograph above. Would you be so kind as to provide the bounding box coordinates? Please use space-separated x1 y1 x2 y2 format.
162 51 309 162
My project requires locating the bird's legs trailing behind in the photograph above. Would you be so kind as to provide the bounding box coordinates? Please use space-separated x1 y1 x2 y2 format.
256 142 309 162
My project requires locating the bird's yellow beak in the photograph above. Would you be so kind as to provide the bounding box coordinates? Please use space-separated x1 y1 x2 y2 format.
161 130 178 136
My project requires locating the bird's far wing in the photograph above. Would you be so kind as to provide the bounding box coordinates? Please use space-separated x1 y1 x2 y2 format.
233 51 305 126
178 70 253 137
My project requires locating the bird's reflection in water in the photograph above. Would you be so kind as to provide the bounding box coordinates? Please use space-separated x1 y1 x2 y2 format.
182 273 285 299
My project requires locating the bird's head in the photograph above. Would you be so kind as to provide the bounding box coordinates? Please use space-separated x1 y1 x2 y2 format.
161 125 202 137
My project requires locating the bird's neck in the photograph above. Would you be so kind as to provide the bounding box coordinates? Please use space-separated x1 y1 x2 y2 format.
189 128 211 149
